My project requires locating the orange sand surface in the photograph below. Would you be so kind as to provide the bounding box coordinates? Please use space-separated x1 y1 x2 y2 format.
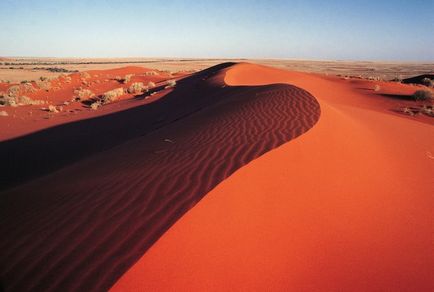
0 63 319 290
112 64 434 291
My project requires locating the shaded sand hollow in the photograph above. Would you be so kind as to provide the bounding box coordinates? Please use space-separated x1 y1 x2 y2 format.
112 63 434 291
0 63 320 291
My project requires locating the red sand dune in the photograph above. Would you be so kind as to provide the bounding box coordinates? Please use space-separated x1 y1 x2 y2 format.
0 63 320 291
0 63 432 291
111 64 434 291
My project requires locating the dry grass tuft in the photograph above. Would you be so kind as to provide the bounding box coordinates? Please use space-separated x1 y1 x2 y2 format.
0 110 8 117
421 77 434 88
7 85 21 97
401 107 415 116
73 88 95 101
22 82 37 93
0 95 44 107
127 82 148 94
413 90 433 102
36 77 52 91
124 74 133 83
144 71 159 76
48 105 58 113
101 88 125 104
374 84 381 92
115 74 134 84
80 72 91 79
90 101 101 110
165 79 176 88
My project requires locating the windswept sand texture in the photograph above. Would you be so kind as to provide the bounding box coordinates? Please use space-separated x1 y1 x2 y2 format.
0 63 319 291
0 62 433 291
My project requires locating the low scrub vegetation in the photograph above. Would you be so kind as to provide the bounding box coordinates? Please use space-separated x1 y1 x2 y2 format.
127 82 148 94
73 88 95 101
165 79 176 88
115 74 134 84
59 74 72 83
101 88 125 104
24 83 37 92
36 77 52 90
0 95 44 107
144 71 158 76
124 74 133 83
79 72 91 79
7 85 21 97
421 77 434 88
391 76 403 82
413 90 433 102
48 105 59 113
90 101 101 110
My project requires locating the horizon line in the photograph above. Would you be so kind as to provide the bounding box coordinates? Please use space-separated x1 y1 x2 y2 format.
1 56 434 64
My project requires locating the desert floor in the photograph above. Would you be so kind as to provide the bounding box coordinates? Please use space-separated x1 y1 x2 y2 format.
1 57 433 83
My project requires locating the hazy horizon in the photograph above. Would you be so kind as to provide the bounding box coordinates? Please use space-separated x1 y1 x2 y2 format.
1 0 433 61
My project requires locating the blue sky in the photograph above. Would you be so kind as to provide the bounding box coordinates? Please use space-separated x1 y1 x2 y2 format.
0 0 433 61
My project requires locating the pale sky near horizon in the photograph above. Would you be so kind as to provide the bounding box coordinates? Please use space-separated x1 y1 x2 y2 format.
0 0 433 61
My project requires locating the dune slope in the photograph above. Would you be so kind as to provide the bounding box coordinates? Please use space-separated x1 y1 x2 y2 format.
112 63 434 291
0 63 320 291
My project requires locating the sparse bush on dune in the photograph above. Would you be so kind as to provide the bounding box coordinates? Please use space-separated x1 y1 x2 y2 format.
73 88 95 101
59 73 72 83
0 95 44 107
7 85 21 97
114 74 134 84
1 85 43 106
421 77 434 88
413 90 433 102
101 87 125 104
90 101 101 110
19 96 44 106
147 81 155 88
0 110 8 117
22 82 37 93
391 76 403 83
48 105 59 113
127 82 148 94
367 76 381 81
144 71 158 76
163 70 174 76
401 107 415 116
165 79 176 88
374 84 381 92
124 74 133 83
421 105 434 117
6 83 38 96
80 72 91 79
0 96 18 107
36 77 52 91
